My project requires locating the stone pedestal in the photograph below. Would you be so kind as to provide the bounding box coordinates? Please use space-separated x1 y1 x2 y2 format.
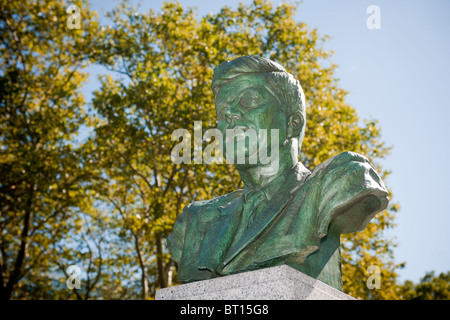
155 265 355 300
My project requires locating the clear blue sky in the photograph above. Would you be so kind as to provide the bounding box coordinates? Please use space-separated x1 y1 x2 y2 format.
86 0 450 283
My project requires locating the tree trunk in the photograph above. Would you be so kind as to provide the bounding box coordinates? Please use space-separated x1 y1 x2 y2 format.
2 185 34 300
155 233 167 289
133 234 149 299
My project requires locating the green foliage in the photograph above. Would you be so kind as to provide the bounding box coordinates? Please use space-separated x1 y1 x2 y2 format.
399 272 450 300
89 0 403 299
1 0 444 300
0 0 99 299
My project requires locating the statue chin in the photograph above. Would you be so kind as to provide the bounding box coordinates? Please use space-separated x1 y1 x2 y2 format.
224 139 269 167
225 150 258 167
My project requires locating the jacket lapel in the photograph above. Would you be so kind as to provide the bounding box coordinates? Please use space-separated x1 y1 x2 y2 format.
197 196 244 272
221 166 305 268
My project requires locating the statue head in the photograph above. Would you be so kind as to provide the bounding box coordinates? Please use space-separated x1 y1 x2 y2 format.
211 56 306 169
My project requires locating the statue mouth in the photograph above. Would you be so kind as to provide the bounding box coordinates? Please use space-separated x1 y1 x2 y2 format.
223 125 260 164
228 125 254 132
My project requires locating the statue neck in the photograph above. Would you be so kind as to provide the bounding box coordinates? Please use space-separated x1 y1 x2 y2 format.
237 139 298 190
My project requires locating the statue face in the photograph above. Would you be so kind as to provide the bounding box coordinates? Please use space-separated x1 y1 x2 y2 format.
215 74 287 164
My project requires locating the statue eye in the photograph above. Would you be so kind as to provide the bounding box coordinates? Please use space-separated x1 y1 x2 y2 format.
239 91 262 108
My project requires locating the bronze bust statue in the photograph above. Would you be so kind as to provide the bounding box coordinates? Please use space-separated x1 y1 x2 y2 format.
167 55 389 290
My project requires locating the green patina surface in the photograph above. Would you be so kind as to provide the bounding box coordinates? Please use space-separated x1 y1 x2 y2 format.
167 56 389 291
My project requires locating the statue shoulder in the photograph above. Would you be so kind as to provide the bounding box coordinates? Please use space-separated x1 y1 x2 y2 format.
309 151 373 178
182 189 244 215
167 189 243 263
308 151 389 237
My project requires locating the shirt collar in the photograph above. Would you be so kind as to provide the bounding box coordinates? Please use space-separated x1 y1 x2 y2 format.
243 163 298 203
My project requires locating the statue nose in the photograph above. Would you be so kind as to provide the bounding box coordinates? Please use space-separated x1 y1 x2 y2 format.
225 109 240 123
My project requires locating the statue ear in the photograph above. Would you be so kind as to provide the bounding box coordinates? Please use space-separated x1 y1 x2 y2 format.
287 112 303 139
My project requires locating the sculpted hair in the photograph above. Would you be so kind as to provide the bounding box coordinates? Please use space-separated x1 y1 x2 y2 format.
211 55 306 142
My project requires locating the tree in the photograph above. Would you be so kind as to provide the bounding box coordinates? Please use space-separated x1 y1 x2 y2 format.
1 0 411 300
399 271 450 300
0 0 98 299
91 0 401 298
